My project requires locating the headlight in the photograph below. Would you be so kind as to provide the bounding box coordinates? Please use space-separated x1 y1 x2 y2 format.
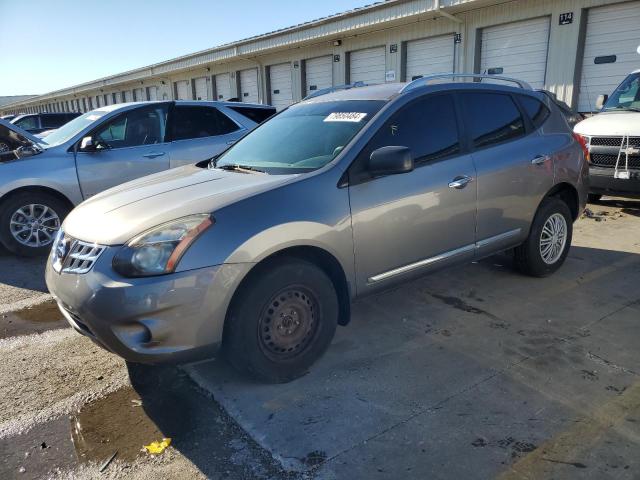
112 214 213 277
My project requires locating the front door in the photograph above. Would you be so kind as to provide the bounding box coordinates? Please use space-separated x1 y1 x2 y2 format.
460 92 555 255
349 93 477 294
75 103 170 198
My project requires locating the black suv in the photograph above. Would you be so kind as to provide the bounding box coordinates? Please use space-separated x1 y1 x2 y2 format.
11 112 80 134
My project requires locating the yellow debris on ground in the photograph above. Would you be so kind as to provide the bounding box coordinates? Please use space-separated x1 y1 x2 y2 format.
142 438 172 455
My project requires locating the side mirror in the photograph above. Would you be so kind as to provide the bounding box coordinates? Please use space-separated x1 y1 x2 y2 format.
595 94 608 110
79 136 95 151
368 146 414 177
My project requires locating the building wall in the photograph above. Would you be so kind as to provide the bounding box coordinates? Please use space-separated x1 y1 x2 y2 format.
2 0 638 114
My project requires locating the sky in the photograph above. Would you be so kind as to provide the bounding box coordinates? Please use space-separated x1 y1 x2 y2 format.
0 0 371 96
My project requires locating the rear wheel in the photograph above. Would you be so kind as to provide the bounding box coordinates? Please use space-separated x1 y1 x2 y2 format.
514 197 573 277
0 191 69 257
224 258 338 383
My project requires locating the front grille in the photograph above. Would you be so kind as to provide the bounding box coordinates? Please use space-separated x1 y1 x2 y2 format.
590 153 640 170
589 137 640 147
52 231 105 274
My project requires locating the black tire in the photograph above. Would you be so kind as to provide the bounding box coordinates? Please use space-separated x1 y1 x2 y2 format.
514 197 573 277
0 191 69 257
224 258 338 383
588 193 602 204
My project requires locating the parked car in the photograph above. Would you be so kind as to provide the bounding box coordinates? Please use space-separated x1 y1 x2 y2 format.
46 75 588 383
11 112 80 134
574 70 640 201
0 118 47 159
1 114 16 122
0 101 276 256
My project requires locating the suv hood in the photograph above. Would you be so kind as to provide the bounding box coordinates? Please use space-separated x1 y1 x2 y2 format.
574 111 640 136
63 165 296 245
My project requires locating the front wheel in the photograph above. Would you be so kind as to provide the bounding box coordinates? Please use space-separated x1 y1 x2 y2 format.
223 258 338 383
0 192 69 257
514 197 573 277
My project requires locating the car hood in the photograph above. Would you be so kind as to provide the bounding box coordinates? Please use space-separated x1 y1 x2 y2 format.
0 118 46 146
63 165 296 245
574 111 640 136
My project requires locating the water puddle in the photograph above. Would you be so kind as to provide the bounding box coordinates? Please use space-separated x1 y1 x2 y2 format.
70 366 203 466
0 300 67 339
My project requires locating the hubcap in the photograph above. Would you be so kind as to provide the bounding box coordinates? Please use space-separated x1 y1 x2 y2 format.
9 204 60 248
539 213 567 265
258 287 319 360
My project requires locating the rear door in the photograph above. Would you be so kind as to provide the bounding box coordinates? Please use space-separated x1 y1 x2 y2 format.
461 91 554 255
349 93 477 293
167 104 245 166
75 104 171 198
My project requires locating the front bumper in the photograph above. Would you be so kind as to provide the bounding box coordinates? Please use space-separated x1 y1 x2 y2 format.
45 247 253 364
589 167 640 198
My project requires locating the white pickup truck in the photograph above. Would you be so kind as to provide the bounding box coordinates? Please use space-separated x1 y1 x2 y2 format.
574 70 640 201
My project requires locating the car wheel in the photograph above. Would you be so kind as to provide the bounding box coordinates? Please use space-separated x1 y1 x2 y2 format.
514 197 573 277
224 258 338 383
588 193 602 204
0 192 69 257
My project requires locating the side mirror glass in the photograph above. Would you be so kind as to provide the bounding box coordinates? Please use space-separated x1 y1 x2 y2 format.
79 136 95 151
368 146 414 177
595 94 608 110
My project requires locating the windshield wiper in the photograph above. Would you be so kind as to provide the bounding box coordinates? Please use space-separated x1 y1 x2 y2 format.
217 164 267 174
604 106 640 113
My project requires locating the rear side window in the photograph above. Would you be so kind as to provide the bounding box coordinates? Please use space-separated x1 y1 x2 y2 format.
229 106 275 124
519 95 550 129
14 116 39 130
364 94 460 164
171 106 239 141
462 93 525 149
41 114 67 129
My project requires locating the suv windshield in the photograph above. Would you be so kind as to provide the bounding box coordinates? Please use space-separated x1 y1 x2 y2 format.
215 100 384 174
603 72 640 112
42 110 109 148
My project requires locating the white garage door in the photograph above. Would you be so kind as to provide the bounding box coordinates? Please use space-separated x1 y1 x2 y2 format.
269 63 293 111
133 88 144 102
175 80 190 100
147 86 158 101
480 17 550 89
194 77 208 100
305 55 333 95
577 1 640 113
215 73 231 101
349 46 386 84
240 68 259 103
406 34 455 81
124 90 133 102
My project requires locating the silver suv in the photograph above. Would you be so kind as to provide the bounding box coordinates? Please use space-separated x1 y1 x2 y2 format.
0 101 274 256
46 75 588 383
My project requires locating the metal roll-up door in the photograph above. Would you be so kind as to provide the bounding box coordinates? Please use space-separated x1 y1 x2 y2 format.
405 34 455 81
269 63 293 110
215 73 231 100
133 88 144 102
147 86 158 101
479 17 550 89
577 1 640 113
305 55 333 96
124 90 133 102
194 77 208 100
240 68 259 103
349 46 386 85
175 80 190 100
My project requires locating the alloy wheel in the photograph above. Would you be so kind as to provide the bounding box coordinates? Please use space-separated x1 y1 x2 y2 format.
539 213 567 265
9 203 61 248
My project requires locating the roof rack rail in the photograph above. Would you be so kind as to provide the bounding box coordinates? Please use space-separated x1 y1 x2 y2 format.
400 73 532 93
303 81 368 100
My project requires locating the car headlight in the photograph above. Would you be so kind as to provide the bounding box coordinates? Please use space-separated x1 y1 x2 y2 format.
112 214 213 277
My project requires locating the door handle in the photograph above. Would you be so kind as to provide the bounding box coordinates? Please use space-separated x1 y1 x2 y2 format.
143 151 165 159
531 154 550 165
448 175 473 189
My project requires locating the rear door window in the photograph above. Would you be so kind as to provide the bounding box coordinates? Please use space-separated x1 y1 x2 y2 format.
14 116 39 130
41 114 67 129
461 93 525 149
170 106 239 141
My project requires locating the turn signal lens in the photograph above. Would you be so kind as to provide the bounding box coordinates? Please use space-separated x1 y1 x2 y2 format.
573 133 590 163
